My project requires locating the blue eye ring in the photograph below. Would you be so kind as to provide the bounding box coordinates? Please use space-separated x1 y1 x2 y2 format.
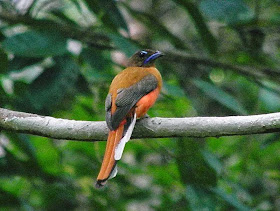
139 50 147 57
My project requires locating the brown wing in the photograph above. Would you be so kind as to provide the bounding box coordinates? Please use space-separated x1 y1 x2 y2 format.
105 74 158 131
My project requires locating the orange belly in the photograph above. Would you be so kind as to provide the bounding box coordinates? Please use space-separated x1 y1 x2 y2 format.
136 87 160 118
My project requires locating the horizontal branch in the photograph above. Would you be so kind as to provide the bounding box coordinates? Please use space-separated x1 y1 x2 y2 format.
1 108 280 142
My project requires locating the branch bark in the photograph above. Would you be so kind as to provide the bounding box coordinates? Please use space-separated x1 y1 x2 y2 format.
1 108 280 142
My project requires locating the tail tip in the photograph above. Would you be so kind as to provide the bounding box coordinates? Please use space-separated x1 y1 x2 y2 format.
95 180 107 189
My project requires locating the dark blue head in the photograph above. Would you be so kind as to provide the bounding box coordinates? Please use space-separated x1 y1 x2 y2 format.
127 49 164 67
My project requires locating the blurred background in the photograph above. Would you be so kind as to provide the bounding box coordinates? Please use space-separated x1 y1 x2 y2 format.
0 0 280 210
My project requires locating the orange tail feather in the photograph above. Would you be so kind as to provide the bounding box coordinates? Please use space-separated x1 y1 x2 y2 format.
95 125 124 188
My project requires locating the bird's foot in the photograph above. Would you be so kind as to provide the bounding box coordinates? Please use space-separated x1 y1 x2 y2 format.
142 113 150 119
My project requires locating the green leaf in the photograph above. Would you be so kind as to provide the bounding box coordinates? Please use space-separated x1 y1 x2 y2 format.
0 48 8 74
15 55 79 114
176 138 217 187
81 48 112 71
31 136 60 174
69 0 83 12
171 0 217 55
123 5 190 50
261 134 280 149
7 134 37 162
2 31 68 58
0 30 5 42
200 0 253 25
42 182 79 210
0 78 8 106
51 10 78 26
186 185 217 210
81 48 114 82
201 150 222 175
8 56 42 71
212 187 251 211
193 79 247 115
0 188 21 207
108 34 139 56
259 85 280 111
0 146 32 177
84 0 128 32
164 83 185 98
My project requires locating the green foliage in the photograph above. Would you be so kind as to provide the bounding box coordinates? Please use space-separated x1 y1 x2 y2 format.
0 0 280 210
83 0 128 32
193 79 247 115
124 4 190 51
212 187 251 210
186 185 217 210
2 31 68 58
176 138 217 187
200 0 253 25
15 55 80 114
171 0 218 55
108 34 139 56
0 188 21 208
0 48 8 73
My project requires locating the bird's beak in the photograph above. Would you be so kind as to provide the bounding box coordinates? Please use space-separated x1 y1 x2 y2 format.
150 51 164 60
144 51 164 65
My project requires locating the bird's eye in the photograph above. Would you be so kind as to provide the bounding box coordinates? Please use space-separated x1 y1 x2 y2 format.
139 50 147 58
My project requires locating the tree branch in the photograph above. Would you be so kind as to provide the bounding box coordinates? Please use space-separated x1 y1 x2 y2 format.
1 108 280 142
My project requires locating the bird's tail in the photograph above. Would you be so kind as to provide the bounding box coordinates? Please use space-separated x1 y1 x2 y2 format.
95 113 136 188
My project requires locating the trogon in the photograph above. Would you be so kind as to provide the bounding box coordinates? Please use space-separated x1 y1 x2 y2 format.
96 49 163 188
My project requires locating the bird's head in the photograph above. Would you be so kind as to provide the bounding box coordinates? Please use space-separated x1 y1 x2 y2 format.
127 49 164 67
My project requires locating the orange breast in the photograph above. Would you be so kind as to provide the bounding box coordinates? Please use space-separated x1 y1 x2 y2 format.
136 87 160 117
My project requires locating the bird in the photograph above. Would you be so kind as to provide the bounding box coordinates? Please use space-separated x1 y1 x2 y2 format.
95 49 163 188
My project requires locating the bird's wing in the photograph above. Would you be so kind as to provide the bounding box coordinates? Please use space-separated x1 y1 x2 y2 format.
105 74 158 131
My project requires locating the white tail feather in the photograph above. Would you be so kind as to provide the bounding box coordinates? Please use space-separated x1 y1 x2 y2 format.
114 113 137 160
109 165 118 179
